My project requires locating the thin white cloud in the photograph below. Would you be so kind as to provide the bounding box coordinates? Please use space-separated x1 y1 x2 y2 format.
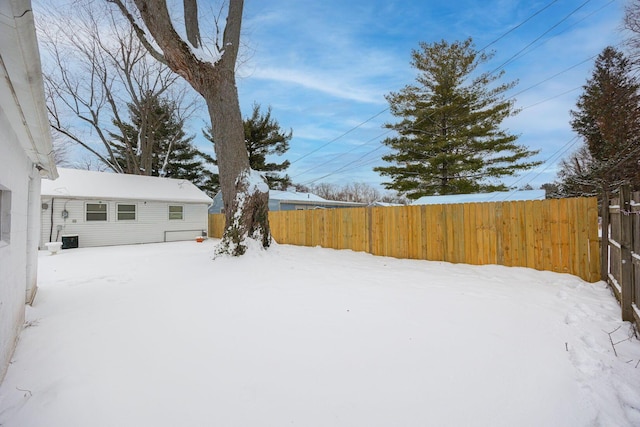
249 67 386 104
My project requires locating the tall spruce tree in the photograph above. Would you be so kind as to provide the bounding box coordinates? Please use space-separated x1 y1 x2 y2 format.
111 92 218 195
375 38 541 198
205 103 292 190
567 46 640 192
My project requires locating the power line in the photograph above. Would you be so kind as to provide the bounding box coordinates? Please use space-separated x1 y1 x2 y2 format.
293 128 394 177
520 86 583 110
507 53 600 101
478 0 561 52
492 136 582 195
288 0 615 185
489 0 594 75
300 143 389 186
494 0 619 69
289 107 389 165
287 0 583 169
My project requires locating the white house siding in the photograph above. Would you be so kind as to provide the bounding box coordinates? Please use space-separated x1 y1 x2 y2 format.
40 198 209 248
0 0 57 384
0 121 36 383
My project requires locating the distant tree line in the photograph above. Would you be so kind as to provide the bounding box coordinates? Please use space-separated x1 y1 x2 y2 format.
293 182 409 205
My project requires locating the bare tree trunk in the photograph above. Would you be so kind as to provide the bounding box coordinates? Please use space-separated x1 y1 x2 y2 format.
204 76 270 254
115 0 270 255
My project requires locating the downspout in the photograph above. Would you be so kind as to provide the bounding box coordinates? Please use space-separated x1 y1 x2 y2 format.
49 197 54 242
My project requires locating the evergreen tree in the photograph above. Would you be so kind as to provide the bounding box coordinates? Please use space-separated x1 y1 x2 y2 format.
205 103 292 190
374 38 541 199
567 46 640 192
111 92 218 196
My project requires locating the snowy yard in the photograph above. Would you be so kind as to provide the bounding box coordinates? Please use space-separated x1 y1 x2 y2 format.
1 240 640 426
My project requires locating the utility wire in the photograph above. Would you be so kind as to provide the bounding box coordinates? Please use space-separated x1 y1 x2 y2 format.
493 0 618 70
486 136 582 200
489 0 594 75
478 0 561 52
293 128 394 177
289 108 388 165
288 0 579 168
290 0 614 185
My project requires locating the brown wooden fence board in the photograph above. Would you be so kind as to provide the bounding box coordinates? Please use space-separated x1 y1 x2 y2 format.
603 187 639 325
587 199 600 283
541 200 553 272
485 203 498 265
426 204 444 261
574 199 585 280
209 196 600 282
530 201 543 271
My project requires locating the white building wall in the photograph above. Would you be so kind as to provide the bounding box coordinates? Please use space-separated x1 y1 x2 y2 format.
0 110 36 382
40 198 209 248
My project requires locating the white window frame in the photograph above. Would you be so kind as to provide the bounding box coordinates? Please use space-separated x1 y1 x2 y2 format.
117 203 136 221
86 202 108 221
169 205 184 220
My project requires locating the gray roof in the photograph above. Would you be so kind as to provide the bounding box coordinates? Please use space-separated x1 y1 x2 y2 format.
413 190 546 205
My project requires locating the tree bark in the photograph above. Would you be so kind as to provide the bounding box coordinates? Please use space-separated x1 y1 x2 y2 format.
125 0 270 254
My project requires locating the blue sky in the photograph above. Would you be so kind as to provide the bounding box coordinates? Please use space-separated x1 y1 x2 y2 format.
38 0 627 194
196 0 626 193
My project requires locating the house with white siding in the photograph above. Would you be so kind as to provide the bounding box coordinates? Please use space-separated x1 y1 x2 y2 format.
41 168 213 248
0 0 57 383
209 189 366 213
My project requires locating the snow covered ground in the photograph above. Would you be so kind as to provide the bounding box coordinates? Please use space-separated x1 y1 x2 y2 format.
1 240 639 426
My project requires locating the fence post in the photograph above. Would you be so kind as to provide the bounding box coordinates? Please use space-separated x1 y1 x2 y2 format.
620 185 633 322
600 189 609 282
367 207 373 255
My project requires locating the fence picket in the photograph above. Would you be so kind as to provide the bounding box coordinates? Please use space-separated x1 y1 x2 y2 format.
209 196 600 282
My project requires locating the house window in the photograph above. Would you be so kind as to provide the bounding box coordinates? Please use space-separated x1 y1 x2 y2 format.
86 203 107 221
0 186 11 244
169 205 183 220
117 204 136 221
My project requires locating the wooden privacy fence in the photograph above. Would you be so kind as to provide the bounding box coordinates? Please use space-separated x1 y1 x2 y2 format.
209 197 600 282
602 187 640 324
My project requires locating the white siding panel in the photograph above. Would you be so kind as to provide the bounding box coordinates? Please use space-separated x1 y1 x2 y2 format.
40 198 209 248
0 126 32 383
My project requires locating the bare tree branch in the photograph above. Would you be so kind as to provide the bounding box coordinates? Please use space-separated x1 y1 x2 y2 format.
106 0 169 66
183 0 201 48
38 1 197 174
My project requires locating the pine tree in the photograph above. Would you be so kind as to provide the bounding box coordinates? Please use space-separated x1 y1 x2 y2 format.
568 46 640 192
374 38 541 199
111 92 218 196
205 103 292 190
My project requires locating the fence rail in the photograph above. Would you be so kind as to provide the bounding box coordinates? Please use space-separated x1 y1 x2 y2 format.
603 187 639 325
209 197 600 283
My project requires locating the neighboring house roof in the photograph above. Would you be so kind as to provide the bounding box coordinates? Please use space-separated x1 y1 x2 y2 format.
209 189 366 213
269 190 328 202
413 190 546 205
0 0 56 179
368 201 403 207
41 168 213 204
269 190 365 207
